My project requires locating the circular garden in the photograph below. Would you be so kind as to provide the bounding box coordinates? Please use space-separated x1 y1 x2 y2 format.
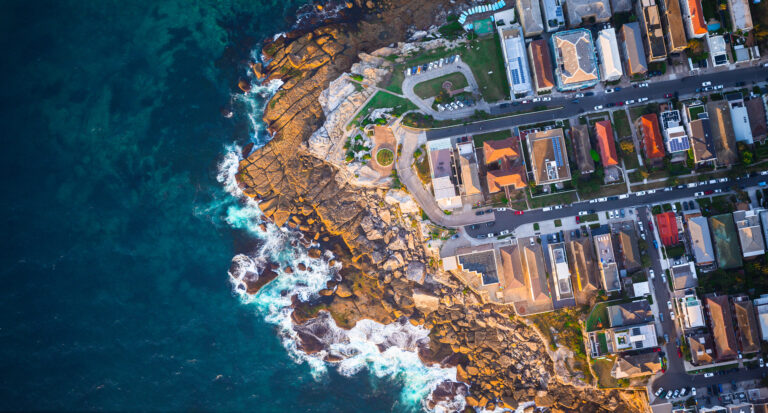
376 148 394 167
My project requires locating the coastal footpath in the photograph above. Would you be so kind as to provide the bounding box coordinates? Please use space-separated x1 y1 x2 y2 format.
235 0 647 411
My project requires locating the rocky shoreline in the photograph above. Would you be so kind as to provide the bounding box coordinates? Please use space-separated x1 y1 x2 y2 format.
234 1 648 411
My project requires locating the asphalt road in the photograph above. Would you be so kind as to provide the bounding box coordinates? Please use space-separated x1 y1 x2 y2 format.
425 65 768 140
465 175 768 238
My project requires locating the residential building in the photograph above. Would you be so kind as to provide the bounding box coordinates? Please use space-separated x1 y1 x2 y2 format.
565 0 612 27
618 226 641 272
733 209 766 258
734 45 751 62
457 142 482 196
456 246 500 285
611 0 632 12
606 300 658 352
634 281 650 297
595 28 623 82
706 295 739 362
761 211 768 257
672 261 698 290
637 113 666 160
687 215 716 267
642 5 668 62
709 213 743 270
607 299 655 327
527 39 555 94
660 109 682 129
499 25 534 97
549 243 574 300
678 291 706 329
520 238 553 305
483 138 527 193
707 101 738 166
611 353 662 378
682 0 707 38
746 98 767 143
570 125 595 174
620 22 649 76
754 294 768 341
516 0 544 37
656 211 679 246
732 296 760 354
727 0 753 32
567 237 600 293
551 29 600 91
688 331 715 366
661 0 687 53
542 0 566 31
593 226 621 292
708 35 729 66
661 109 690 154
689 115 717 164
527 128 571 185
726 93 754 144
595 120 619 167
427 138 462 209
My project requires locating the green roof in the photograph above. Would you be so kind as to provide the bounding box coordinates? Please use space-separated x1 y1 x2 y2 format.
709 213 743 270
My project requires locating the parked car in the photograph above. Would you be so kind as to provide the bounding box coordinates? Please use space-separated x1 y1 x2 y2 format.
649 269 655 279
692 387 696 396
605 88 615 94
670 311 675 321
694 191 704 196
475 211 485 216
514 210 524 215
667 300 673 310
636 191 647 196
704 372 714 378
672 389 680 398
477 234 487 239
655 387 664 397
761 358 765 368
702 81 712 87
638 97 649 102
496 207 508 212
575 93 585 98
553 205 563 210
487 232 496 238
654 239 659 249
598 197 608 202
594 104 604 110
680 387 688 397
619 194 629 199
664 93 673 98
625 99 635 105
499 229 510 236
578 211 588 216
543 206 552 212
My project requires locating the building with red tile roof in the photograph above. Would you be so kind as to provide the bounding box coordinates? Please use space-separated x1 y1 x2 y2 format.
483 137 527 192
684 0 708 38
638 114 666 160
656 212 680 246
527 39 555 93
594 120 619 166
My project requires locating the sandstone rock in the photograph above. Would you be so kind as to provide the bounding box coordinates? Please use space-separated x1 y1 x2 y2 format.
308 248 322 259
412 291 439 315
335 283 353 298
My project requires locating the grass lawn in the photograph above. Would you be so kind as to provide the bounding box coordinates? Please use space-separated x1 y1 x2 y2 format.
592 183 629 198
376 148 394 166
612 110 632 139
413 72 468 99
597 332 608 354
472 129 512 147
527 190 578 209
586 302 610 332
414 154 431 185
629 103 660 122
350 92 417 127
592 356 620 388
462 35 509 102
618 141 640 169
384 70 405 94
688 105 705 120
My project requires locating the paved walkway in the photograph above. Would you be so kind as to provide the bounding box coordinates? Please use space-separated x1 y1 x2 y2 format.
401 61 491 121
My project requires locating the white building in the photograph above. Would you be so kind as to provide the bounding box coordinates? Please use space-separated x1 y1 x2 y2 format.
542 0 566 31
754 295 768 341
516 0 544 37
498 25 533 97
708 35 729 67
678 291 706 329
427 138 462 209
595 28 623 82
733 209 765 258
727 0 753 32
727 93 754 144
549 243 573 300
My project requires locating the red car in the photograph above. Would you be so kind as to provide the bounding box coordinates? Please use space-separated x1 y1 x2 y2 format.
514 210 524 215
704 189 714 195
653 348 661 352
664 93 673 98
575 216 580 223
648 221 654 231
677 348 683 358
616 101 625 106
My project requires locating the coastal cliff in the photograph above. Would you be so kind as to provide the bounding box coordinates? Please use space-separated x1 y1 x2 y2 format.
235 1 649 411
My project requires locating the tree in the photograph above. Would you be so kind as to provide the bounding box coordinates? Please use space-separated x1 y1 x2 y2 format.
743 150 754 165
620 140 635 153
590 149 600 162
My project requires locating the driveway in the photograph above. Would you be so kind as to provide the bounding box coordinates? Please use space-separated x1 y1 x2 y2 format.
402 61 491 120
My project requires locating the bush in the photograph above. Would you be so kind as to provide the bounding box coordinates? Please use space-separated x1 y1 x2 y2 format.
376 148 394 166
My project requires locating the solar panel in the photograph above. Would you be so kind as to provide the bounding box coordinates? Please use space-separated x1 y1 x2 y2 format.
552 137 563 167
517 58 525 83
511 68 519 84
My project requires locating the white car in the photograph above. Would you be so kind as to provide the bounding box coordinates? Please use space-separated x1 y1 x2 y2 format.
662 273 667 283
496 207 508 212
605 88 615 94
579 211 588 216
532 98 541 102
666 391 673 400
553 205 563 210
709 179 718 184
636 191 647 196
704 372 714 378
671 203 677 212
719 178 729 183
638 97 649 102
542 206 552 212
609 210 615 219
649 269 655 279
625 99 635 105
521 100 530 104
694 191 704 196
499 229 510 236
714 189 723 193
663 187 673 192
619 194 629 199
761 170 768 176
594 105 604 110
647 189 657 194
667 300 673 310
702 81 712 87
687 182 698 188
761 358 765 368
639 83 649 88
715 84 724 90
598 197 608 202
691 387 697 396
670 311 675 321
589 199 597 203
680 388 688 397
655 387 664 397
575 93 585 98
542 97 551 101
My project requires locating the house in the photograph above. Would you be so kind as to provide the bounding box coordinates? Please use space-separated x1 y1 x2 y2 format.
682 0 707 38
611 0 632 12
732 296 760 354
660 110 690 153
457 142 482 196
549 243 574 300
746 98 767 143
499 25 533 97
520 237 553 305
754 294 768 341
527 128 571 185
483 138 527 193
607 299 655 327
564 0 612 27
611 352 662 378
618 226 641 272
709 213 743 270
593 226 621 292
726 93 754 144
595 28 623 82
610 322 659 352
527 39 555 93
570 125 595 174
656 212 679 246
637 113 666 160
671 261 698 290
456 245 501 286
551 29 600 91
727 0 753 32
706 295 739 362
516 0 544 37
642 5 668 62
688 331 715 365
733 209 766 258
567 237 600 293
542 0 566 31
662 0 687 53
595 120 619 167
708 35 729 67
689 115 717 164
427 138 462 209
678 291 706 329
620 22 649 75
686 215 716 267
706 101 738 166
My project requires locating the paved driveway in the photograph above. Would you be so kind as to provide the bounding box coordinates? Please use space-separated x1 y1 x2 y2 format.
402 61 491 120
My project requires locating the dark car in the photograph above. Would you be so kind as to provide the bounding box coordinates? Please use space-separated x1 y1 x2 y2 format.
606 102 616 107
475 210 484 216
486 221 495 227
485 209 493 213
585 92 595 96
469 224 479 230
615 87 622 91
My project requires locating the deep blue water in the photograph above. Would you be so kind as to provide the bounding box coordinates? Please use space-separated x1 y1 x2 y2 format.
0 1 408 411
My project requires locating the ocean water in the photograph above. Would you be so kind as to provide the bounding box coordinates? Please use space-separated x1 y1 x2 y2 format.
0 1 452 411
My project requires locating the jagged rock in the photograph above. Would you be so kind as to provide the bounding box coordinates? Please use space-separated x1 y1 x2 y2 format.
413 291 439 314
335 283 353 298
308 248 322 259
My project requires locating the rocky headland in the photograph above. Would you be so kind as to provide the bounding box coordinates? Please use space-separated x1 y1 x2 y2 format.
234 0 649 411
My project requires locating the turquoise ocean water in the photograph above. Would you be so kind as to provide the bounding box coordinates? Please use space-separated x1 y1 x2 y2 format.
0 1 455 411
